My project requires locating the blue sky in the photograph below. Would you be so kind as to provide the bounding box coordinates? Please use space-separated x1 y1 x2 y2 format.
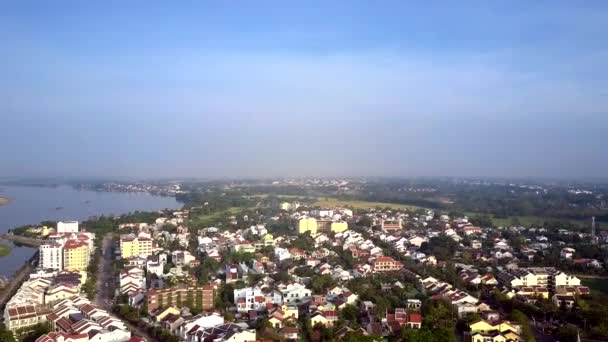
1 2 607 179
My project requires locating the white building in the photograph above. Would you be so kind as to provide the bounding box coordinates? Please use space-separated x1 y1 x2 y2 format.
233 287 267 312
39 242 64 271
57 221 79 233
280 284 312 304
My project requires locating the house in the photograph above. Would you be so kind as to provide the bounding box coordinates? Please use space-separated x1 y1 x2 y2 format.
234 287 270 312
560 247 575 260
462 226 482 235
381 220 401 232
373 257 404 273
384 308 422 332
468 319 520 342
310 311 330 327
281 285 311 304
552 294 576 309
408 236 427 248
279 326 299 340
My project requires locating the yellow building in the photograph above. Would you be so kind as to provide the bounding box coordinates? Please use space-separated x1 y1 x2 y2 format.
156 306 181 321
469 320 520 342
298 217 318 234
120 234 153 258
63 240 90 271
330 221 348 233
262 233 275 246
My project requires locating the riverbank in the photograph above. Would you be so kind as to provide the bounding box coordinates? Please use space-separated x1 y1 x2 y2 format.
0 196 9 206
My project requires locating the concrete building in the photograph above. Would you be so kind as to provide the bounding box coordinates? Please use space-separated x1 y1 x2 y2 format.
330 221 348 233
119 234 153 258
57 221 79 233
146 285 215 314
298 217 318 234
63 240 90 272
39 242 64 271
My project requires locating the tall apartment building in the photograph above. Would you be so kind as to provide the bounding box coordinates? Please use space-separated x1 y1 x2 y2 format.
146 285 214 313
120 234 153 258
39 242 64 271
56 221 79 233
298 217 318 234
63 240 90 271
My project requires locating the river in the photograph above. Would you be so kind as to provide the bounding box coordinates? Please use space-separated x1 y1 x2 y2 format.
0 185 182 276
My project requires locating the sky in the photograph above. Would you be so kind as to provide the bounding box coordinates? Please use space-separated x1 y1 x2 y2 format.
1 1 607 180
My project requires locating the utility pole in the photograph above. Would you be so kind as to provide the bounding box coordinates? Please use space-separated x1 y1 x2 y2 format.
592 216 597 244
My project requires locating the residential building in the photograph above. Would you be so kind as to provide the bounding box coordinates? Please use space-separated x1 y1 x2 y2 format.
4 305 50 332
330 221 348 233
373 257 404 272
146 285 215 313
57 221 79 233
63 240 90 272
381 220 401 232
298 217 318 234
119 234 153 258
468 320 520 342
233 287 273 312
40 242 64 271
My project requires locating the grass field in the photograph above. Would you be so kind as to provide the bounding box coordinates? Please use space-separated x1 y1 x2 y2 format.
0 244 12 257
313 198 426 211
463 212 589 227
189 207 241 227
582 278 608 296
249 193 591 227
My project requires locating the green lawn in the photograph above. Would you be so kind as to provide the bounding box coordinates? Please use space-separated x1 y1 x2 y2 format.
0 244 12 257
189 207 241 227
463 212 588 227
247 194 427 211
582 278 608 296
313 198 426 211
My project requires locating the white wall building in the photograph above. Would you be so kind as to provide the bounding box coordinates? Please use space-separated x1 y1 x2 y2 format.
57 221 79 233
39 242 64 271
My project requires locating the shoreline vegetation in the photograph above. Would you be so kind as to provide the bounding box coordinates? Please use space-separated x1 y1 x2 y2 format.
0 244 12 257
0 196 9 207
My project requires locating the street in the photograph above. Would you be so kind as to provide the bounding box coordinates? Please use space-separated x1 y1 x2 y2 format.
94 234 158 342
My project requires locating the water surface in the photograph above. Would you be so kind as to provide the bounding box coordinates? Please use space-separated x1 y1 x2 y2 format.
0 185 182 276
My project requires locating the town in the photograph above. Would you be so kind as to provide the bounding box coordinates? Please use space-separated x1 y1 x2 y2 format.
2 188 607 342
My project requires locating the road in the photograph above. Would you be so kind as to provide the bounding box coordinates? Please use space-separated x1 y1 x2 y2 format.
94 234 158 342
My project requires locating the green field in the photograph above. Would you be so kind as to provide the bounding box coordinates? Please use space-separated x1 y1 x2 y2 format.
247 194 426 211
463 212 588 227
189 207 241 227
582 278 608 296
0 244 12 257
250 193 591 227
313 198 426 211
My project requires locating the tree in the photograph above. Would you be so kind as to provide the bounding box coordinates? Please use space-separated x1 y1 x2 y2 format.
311 274 336 294
423 300 455 330
0 325 16 342
17 323 51 342
510 309 536 342
340 304 359 322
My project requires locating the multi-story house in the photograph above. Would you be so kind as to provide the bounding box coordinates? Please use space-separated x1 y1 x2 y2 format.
119 234 153 258
146 285 215 314
373 257 404 272
39 242 64 271
233 287 269 312
56 221 79 233
63 240 90 272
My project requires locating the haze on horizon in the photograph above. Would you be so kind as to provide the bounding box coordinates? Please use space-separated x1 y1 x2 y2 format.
1 2 607 180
